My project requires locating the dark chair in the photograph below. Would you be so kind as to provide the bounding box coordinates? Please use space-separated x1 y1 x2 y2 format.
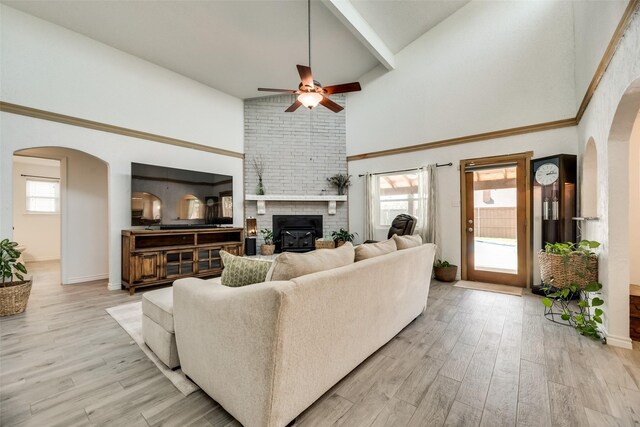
364 214 417 244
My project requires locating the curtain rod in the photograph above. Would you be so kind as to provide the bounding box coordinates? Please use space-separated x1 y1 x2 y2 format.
358 163 452 177
21 174 60 181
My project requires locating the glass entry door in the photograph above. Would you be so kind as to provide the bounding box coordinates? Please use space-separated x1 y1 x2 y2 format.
462 156 529 287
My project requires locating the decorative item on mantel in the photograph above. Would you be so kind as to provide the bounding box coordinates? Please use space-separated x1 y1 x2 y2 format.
260 228 276 255
327 173 352 195
252 156 266 195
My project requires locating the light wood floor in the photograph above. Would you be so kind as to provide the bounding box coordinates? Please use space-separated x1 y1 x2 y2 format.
3 261 640 426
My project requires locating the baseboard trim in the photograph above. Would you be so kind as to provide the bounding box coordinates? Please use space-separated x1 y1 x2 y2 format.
606 333 633 349
63 273 109 285
108 282 122 291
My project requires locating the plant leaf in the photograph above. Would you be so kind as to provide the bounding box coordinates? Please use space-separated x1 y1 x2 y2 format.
595 308 603 316
541 298 552 308
592 297 604 307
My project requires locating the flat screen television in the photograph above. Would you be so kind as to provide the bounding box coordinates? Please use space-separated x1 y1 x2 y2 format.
131 162 233 227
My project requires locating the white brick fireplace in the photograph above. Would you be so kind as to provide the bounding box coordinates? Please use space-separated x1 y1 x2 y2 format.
244 94 349 247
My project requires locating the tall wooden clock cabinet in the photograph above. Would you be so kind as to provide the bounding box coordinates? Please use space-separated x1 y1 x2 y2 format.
532 154 577 245
531 154 577 293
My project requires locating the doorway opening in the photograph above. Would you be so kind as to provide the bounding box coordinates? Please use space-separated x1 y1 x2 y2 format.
12 147 109 288
460 153 532 287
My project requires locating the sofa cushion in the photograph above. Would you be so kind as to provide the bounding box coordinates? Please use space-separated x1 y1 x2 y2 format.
354 238 397 262
142 287 175 333
266 242 355 281
220 251 272 287
392 234 422 249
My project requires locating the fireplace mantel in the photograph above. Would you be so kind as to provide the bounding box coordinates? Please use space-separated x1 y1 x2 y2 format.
245 195 347 215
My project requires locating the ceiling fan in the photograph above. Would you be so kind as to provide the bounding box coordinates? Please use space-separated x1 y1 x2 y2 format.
257 0 361 113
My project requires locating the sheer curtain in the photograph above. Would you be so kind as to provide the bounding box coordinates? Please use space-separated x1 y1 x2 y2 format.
417 164 438 244
364 173 378 241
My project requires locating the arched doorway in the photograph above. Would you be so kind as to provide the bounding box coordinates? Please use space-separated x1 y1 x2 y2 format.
13 147 109 287
581 138 598 219
604 77 640 346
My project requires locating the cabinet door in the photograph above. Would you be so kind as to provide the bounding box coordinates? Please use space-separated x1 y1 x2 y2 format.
197 247 222 273
222 244 242 256
164 250 195 278
133 253 160 283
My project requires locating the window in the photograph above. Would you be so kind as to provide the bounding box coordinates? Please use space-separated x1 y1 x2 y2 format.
377 173 420 226
26 179 59 213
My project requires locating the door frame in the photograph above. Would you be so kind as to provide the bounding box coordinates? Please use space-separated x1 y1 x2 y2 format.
460 151 533 287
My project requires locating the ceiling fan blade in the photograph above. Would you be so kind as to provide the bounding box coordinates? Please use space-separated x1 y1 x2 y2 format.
319 96 343 113
297 65 314 88
323 82 362 95
258 88 297 93
285 100 303 112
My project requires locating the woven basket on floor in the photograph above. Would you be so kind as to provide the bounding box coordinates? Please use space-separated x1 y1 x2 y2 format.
315 240 335 249
0 280 32 316
538 251 598 289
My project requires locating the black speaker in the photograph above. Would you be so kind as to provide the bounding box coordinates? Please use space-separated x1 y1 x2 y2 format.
245 237 256 256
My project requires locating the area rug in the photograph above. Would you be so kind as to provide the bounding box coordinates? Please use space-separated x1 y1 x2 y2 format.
106 301 199 396
453 280 523 297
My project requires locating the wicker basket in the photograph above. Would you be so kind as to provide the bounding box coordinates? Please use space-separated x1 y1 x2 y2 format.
0 280 32 317
315 240 335 249
538 251 598 289
261 244 275 256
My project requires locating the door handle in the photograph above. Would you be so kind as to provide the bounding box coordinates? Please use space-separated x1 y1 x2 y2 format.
468 228 474 233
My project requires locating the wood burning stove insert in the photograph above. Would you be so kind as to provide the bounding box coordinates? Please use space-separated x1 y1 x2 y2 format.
272 215 323 253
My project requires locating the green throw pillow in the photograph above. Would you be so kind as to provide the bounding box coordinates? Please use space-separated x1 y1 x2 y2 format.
220 250 272 287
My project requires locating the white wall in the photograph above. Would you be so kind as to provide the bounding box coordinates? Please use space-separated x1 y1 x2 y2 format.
346 0 576 156
348 127 578 278
0 5 243 153
11 157 61 262
572 0 628 109
630 113 640 285
576 10 640 348
0 5 245 290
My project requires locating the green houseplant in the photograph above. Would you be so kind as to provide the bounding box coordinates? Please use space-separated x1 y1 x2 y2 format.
0 239 31 316
331 228 357 247
539 240 605 341
434 259 457 282
260 228 275 255
327 174 352 195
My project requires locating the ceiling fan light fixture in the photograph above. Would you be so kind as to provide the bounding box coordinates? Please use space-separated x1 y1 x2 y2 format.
297 92 323 109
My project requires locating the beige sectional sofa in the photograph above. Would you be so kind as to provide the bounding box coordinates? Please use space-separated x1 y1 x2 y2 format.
173 243 436 427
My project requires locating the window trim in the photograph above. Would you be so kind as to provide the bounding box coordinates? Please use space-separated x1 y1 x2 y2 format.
25 178 60 214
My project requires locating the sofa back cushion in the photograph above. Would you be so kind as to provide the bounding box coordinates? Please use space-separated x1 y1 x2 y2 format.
354 238 397 262
392 234 422 250
220 251 272 287
266 242 355 281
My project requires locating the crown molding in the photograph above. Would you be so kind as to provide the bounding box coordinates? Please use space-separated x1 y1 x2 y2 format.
347 118 576 161
0 101 245 159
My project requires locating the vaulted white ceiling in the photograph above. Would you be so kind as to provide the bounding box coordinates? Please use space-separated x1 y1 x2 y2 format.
2 0 469 99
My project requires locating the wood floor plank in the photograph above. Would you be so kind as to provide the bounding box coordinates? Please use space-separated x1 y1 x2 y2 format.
443 401 482 427
480 375 518 427
370 397 416 427
407 375 460 427
548 381 589 427
439 341 475 382
517 360 551 427
296 394 353 427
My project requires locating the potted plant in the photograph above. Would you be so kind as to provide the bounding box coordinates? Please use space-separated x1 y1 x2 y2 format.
327 173 352 196
539 240 604 341
331 228 357 247
434 259 457 282
0 239 31 316
260 228 276 255
538 240 599 289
